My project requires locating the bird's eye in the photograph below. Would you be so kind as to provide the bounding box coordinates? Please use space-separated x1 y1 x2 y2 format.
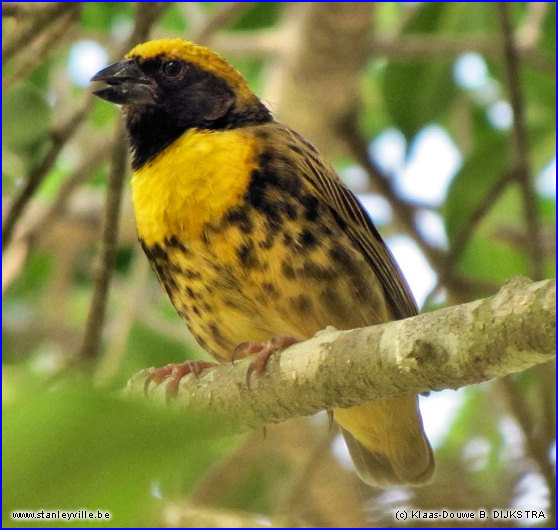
163 61 182 77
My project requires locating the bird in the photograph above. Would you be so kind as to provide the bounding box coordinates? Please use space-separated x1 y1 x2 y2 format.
91 38 434 488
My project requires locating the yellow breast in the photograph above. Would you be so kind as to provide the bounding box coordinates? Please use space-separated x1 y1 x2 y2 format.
131 128 258 246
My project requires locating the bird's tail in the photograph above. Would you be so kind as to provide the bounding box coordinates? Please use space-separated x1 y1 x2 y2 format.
334 395 434 487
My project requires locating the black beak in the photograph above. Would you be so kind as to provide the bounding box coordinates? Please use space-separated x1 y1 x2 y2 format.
91 59 155 105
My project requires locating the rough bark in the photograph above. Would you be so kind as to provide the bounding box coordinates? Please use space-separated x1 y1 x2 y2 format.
125 277 555 432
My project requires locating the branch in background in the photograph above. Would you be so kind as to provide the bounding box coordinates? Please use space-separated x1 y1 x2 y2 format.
211 31 554 76
1 140 112 294
2 2 69 18
423 167 519 306
1 2 22 17
23 139 113 247
93 253 151 386
126 2 171 49
497 2 543 281
268 2 375 156
279 429 336 525
126 277 555 433
368 34 555 76
162 502 268 528
3 8 79 91
2 2 172 255
193 2 257 44
447 168 518 268
340 109 446 270
78 1 171 361
2 96 95 251
211 31 283 58
78 123 128 360
2 2 81 63
517 1 550 49
499 376 556 527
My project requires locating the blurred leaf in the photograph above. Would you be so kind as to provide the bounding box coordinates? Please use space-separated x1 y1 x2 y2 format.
456 232 529 283
232 2 283 30
2 147 26 186
454 186 530 283
220 455 290 514
114 246 135 276
522 66 556 125
439 385 513 500
2 377 236 528
4 252 54 299
522 67 556 174
539 195 556 223
444 134 510 242
158 4 188 32
38 165 69 200
227 57 266 98
28 58 54 90
540 2 556 56
90 99 118 130
374 2 404 34
80 2 134 30
383 58 454 140
109 321 205 390
2 83 51 155
383 2 501 140
361 60 392 138
383 3 451 139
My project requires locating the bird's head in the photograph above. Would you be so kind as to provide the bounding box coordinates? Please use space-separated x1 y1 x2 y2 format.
91 38 271 167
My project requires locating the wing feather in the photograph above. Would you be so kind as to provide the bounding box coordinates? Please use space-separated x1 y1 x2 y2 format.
285 127 419 319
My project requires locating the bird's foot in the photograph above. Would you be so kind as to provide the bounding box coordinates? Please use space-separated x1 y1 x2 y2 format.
233 336 300 387
144 360 217 399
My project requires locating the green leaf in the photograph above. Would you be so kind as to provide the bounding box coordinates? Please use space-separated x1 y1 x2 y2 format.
227 57 266 98
2 147 25 186
383 58 455 139
2 83 51 154
444 134 510 242
80 2 134 30
539 195 556 223
456 232 529 284
540 2 556 56
107 321 207 390
360 60 392 138
90 99 118 130
2 377 236 527
383 2 500 140
158 4 188 32
232 2 283 30
3 251 54 299
450 180 531 284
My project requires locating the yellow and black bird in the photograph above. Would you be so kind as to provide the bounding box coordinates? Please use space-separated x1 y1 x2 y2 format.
91 38 434 487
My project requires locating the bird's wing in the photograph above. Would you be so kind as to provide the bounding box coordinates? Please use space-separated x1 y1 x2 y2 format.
285 128 419 319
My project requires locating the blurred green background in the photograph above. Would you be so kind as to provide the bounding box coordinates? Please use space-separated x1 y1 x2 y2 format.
2 2 555 528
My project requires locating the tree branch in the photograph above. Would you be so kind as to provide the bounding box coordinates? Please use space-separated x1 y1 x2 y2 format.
2 8 79 91
497 2 544 280
423 167 520 306
126 277 555 432
2 96 95 251
193 2 257 44
162 501 268 528
2 2 81 63
78 123 128 360
369 34 555 76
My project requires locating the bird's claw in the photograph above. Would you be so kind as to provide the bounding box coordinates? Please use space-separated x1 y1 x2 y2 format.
144 360 217 400
233 336 300 388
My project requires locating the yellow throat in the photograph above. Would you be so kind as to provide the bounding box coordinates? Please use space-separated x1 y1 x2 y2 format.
131 128 258 246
